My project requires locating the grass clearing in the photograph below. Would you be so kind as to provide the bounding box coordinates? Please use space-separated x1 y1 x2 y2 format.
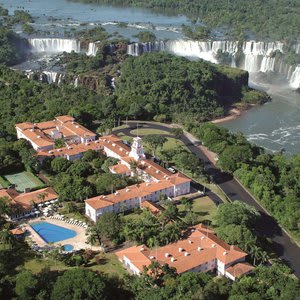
89 253 127 277
4 171 44 192
177 196 217 225
130 128 170 136
0 176 10 189
160 137 189 153
117 132 133 143
24 252 126 277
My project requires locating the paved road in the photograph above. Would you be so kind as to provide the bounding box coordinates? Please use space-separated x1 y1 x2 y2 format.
113 121 300 278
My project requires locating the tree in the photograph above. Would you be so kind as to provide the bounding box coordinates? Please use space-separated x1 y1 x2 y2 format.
214 201 260 228
67 161 92 177
134 31 156 42
0 196 11 223
181 197 192 212
15 271 38 300
82 150 99 162
101 157 119 173
216 224 257 251
159 202 178 230
94 212 121 241
143 135 167 156
0 229 15 249
218 145 253 173
249 245 262 266
173 151 204 175
51 269 107 300
171 128 184 139
51 157 71 174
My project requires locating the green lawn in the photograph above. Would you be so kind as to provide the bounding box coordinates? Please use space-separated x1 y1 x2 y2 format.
159 137 189 153
24 252 127 277
177 196 217 225
130 128 170 136
116 132 133 143
4 171 44 192
0 176 10 189
89 253 127 277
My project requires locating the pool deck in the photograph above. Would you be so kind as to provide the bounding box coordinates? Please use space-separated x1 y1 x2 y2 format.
25 217 100 251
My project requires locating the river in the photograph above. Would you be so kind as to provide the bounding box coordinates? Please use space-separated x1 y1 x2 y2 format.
1 0 186 40
1 0 300 155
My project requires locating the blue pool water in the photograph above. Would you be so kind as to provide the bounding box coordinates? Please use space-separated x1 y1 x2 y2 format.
63 244 74 251
31 222 76 243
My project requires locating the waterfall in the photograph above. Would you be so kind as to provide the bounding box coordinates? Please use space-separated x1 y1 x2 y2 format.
74 76 79 87
289 66 300 89
57 74 64 85
127 39 300 85
28 38 81 53
127 41 165 56
43 71 58 84
87 42 98 56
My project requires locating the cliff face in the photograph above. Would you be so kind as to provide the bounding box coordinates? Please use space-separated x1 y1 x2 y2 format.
214 66 249 104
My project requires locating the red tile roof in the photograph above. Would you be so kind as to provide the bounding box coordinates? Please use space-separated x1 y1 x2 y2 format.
115 225 248 274
16 116 96 149
0 187 58 211
141 200 163 214
225 262 254 278
109 164 130 175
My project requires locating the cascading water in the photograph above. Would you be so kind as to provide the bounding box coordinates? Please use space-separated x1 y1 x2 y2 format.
87 42 98 56
127 39 299 90
28 38 81 53
289 66 300 89
43 71 58 84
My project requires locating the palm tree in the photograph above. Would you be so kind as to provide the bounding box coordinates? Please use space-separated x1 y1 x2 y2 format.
0 229 15 249
259 251 269 265
87 233 96 250
249 245 261 266
129 160 139 178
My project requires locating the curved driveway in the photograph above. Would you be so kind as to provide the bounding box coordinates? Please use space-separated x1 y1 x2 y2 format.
113 121 300 278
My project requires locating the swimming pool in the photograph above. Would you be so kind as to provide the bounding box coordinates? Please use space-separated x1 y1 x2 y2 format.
63 244 74 252
31 222 76 243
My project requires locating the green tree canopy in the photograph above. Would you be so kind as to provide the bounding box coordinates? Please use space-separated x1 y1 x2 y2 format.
51 269 107 300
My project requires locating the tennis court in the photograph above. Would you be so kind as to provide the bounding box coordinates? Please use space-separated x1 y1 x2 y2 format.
4 172 43 192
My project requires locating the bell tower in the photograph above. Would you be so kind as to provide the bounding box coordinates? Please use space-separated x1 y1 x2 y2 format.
129 137 146 161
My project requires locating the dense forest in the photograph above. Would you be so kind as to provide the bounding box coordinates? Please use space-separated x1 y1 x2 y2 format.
0 28 28 66
191 123 300 240
115 52 268 123
71 0 300 41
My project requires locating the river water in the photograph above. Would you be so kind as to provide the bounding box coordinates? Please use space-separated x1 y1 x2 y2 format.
1 0 300 155
1 0 185 40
